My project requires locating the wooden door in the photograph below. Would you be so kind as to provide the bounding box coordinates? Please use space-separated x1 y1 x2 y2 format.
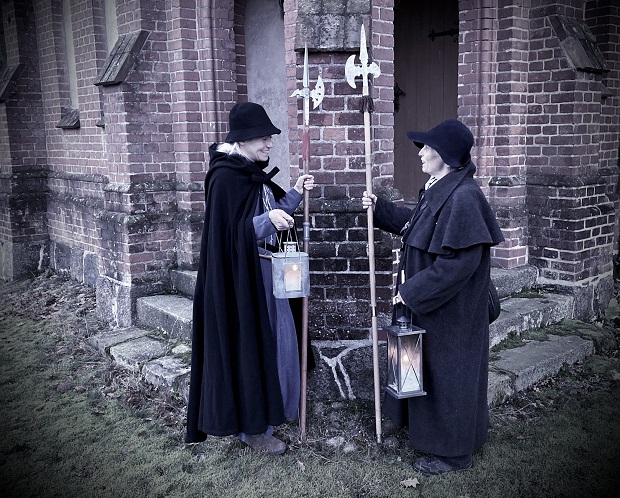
394 0 459 203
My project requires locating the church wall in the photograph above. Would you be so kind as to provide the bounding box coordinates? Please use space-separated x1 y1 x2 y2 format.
0 0 617 330
523 0 616 319
587 1 620 282
458 0 618 319
0 0 49 280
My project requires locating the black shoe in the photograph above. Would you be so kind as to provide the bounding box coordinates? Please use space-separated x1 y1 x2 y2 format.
412 454 472 476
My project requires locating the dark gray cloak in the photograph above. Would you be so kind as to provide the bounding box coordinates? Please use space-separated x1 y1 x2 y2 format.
374 162 504 457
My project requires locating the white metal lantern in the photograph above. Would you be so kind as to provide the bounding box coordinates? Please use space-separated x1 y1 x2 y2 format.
272 241 310 299
385 314 426 399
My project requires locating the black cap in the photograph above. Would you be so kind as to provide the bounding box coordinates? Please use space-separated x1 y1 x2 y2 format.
407 119 474 169
225 102 281 143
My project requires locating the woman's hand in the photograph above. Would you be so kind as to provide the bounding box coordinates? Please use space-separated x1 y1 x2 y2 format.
392 292 404 305
294 174 315 194
362 191 377 211
269 209 295 231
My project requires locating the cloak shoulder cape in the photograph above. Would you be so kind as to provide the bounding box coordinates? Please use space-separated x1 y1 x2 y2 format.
405 163 504 254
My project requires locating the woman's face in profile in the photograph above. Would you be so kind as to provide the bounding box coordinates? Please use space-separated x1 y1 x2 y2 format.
419 144 448 178
239 136 274 162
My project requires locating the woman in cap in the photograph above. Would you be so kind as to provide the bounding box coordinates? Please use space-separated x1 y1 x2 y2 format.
363 119 504 475
186 102 314 455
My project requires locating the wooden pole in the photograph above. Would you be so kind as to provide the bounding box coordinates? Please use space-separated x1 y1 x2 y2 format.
299 131 310 441
345 24 383 444
292 45 323 441
363 109 382 444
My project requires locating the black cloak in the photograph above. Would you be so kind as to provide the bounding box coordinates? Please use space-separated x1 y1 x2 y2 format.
186 145 292 442
374 162 504 457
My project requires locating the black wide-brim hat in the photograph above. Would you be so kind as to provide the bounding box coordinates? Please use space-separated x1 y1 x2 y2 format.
225 102 281 143
407 119 474 169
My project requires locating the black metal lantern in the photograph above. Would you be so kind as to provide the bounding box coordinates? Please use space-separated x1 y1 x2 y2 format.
385 313 426 399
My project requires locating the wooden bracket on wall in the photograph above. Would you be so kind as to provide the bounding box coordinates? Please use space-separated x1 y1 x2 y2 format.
94 30 150 86
0 64 24 103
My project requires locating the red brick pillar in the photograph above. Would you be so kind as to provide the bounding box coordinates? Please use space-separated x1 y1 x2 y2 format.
459 1 527 269
587 0 620 279
525 1 616 319
96 1 177 326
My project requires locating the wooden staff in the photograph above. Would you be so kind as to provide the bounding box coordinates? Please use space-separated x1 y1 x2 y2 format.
345 24 383 443
291 45 324 440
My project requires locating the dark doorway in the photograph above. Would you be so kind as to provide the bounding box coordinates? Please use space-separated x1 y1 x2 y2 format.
393 0 459 203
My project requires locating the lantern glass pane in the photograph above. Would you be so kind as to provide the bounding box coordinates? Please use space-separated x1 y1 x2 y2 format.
272 252 309 298
385 323 426 399
387 334 398 392
399 334 422 393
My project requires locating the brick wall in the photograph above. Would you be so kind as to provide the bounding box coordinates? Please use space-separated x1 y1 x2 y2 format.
460 1 529 269
32 0 108 289
96 0 178 324
0 0 48 280
168 0 204 271
525 0 616 319
1 0 617 328
454 0 617 318
283 0 395 340
587 0 620 267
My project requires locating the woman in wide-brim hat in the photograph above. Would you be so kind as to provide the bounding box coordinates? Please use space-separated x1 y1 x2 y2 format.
363 119 504 475
186 102 315 455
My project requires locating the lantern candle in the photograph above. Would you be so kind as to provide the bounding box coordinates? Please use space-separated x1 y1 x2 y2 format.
284 264 302 292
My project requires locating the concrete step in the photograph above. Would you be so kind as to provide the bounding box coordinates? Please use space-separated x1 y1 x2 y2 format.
136 294 193 341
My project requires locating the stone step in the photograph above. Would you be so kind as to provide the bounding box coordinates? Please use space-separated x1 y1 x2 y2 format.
309 331 595 406
115 265 577 410
88 327 192 394
487 333 594 406
137 288 572 356
88 324 595 413
171 270 197 299
125 293 575 404
136 294 193 341
490 293 574 347
307 292 574 402
169 265 539 300
491 265 538 299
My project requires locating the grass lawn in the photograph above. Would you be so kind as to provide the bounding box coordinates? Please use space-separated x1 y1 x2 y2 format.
1 275 619 498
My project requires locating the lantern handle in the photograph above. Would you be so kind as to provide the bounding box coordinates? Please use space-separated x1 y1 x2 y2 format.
393 303 412 325
273 221 303 254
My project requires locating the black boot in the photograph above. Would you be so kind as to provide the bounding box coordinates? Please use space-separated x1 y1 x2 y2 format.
412 454 472 476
